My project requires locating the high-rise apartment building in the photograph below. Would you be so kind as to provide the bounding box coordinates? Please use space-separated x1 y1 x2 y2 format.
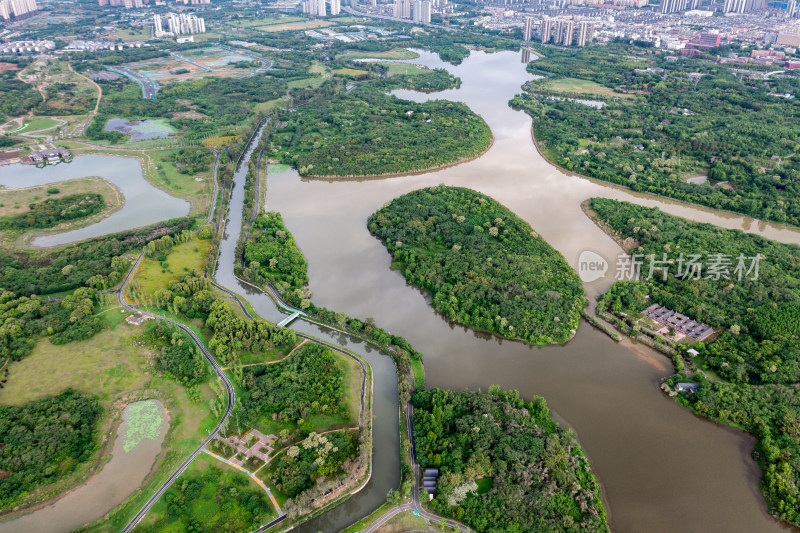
330 0 340 15
659 0 688 13
157 12 206 35
523 16 534 41
576 20 593 47
393 0 411 19
0 0 37 20
412 0 430 22
555 19 575 46
540 16 553 43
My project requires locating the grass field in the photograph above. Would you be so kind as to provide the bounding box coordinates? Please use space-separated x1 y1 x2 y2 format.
230 15 306 27
260 20 335 32
332 67 369 77
410 358 425 391
128 235 212 299
374 511 430 533
537 77 634 99
113 27 151 42
0 307 218 521
252 97 288 113
384 62 428 76
134 453 277 532
16 117 59 133
288 62 331 89
338 48 419 61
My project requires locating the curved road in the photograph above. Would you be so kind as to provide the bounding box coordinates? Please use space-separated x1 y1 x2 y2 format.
117 253 237 533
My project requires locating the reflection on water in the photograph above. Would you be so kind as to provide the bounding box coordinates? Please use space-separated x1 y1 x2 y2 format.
267 49 800 533
0 400 168 533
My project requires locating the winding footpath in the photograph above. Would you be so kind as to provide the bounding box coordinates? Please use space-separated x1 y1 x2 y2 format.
116 253 237 533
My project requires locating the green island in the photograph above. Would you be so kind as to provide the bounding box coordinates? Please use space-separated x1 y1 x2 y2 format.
272 70 492 177
413 387 609 532
0 193 104 230
368 186 586 345
511 43 800 227
588 197 800 525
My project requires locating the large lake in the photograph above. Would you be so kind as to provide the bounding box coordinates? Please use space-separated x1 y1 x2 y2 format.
0 155 189 247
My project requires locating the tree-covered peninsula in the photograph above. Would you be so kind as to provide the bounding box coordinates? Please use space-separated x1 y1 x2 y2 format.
272 72 492 177
413 387 609 532
368 186 585 345
589 197 800 525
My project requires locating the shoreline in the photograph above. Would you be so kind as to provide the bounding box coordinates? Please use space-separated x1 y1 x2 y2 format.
298 133 495 182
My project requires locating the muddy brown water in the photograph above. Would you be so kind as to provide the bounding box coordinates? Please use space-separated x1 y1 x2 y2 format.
263 49 800 533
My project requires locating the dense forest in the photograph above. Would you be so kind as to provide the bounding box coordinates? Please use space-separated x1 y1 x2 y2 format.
238 343 345 428
242 212 308 305
0 69 41 120
513 44 800 227
413 388 609 532
369 186 585 344
136 463 274 533
0 193 105 231
591 198 800 385
0 390 102 510
144 323 207 386
0 288 104 363
0 217 191 295
592 198 800 526
272 82 491 177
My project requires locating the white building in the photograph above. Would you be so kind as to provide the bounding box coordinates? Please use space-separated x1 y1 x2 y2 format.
157 12 206 36
523 16 534 41
330 0 340 15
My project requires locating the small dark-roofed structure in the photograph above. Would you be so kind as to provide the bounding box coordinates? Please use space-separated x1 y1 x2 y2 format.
675 382 700 393
643 304 714 341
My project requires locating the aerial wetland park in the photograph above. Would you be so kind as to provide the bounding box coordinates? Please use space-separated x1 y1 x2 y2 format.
4 1 800 533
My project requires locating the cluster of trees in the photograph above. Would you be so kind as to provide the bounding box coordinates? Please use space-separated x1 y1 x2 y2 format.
238 343 345 428
0 193 104 231
136 463 274 533
268 430 356 500
0 288 104 363
0 390 102 510
592 198 800 385
273 84 491 177
144 323 207 386
172 148 215 175
369 186 586 345
413 388 609 532
0 217 191 295
242 212 308 301
205 300 296 364
514 44 800 227
0 69 41 120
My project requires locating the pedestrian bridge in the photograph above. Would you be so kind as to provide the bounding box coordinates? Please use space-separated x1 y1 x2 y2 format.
278 310 303 327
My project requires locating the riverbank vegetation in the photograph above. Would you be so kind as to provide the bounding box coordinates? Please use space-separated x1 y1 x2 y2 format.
243 212 308 302
413 387 609 532
590 197 800 525
0 217 191 295
590 198 800 385
0 390 101 511
272 72 491 177
369 186 585 345
513 43 800 227
0 193 104 230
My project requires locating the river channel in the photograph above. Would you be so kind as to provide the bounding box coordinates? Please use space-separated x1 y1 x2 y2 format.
262 49 800 533
0 155 189 247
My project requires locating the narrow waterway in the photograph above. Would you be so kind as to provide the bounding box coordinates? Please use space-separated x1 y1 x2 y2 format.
263 49 800 533
0 400 168 533
213 129 401 533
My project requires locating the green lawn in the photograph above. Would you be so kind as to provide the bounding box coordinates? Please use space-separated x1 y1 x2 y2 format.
338 48 419 61
333 67 369 78
16 117 59 133
410 358 425 391
114 27 151 42
537 77 634 99
128 235 212 299
536 78 636 98
384 62 428 77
